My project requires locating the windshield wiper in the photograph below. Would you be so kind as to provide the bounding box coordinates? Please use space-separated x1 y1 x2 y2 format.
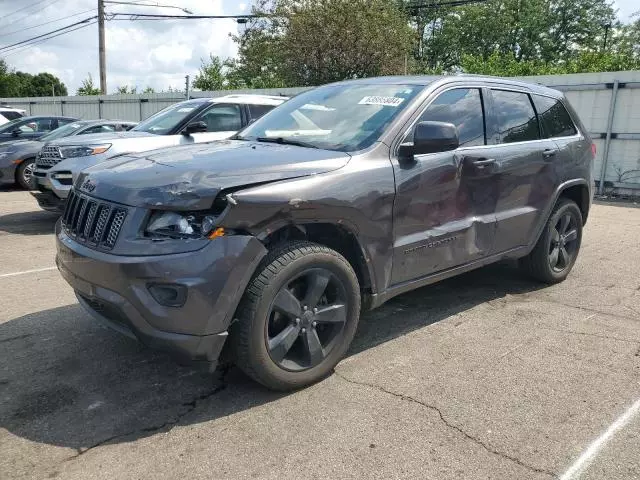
256 136 319 149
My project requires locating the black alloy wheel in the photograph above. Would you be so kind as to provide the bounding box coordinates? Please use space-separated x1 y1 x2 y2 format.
267 268 348 371
548 212 579 272
231 241 361 391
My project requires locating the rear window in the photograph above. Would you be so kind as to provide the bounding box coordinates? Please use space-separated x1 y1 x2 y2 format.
248 104 276 121
1 111 23 121
532 95 577 138
492 90 540 144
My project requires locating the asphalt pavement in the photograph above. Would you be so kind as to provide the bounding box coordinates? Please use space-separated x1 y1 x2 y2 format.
1 187 639 480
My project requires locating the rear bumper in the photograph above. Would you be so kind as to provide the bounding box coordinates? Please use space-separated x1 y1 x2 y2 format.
55 221 267 364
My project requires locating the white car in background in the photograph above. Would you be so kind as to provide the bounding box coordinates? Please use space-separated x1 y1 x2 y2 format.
0 106 26 126
31 94 287 212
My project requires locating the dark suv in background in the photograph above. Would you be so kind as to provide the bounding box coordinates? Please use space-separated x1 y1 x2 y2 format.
56 75 593 390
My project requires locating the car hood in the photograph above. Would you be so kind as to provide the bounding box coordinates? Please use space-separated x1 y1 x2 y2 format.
77 140 351 209
49 130 156 145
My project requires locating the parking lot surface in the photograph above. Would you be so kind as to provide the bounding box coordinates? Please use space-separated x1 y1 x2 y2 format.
1 188 639 480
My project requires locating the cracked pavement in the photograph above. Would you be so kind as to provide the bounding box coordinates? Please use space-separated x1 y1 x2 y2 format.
1 188 640 480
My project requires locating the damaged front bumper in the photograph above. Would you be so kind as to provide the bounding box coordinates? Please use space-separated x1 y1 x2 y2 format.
55 220 267 366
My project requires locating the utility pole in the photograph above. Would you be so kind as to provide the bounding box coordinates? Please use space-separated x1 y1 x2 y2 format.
98 0 107 94
185 75 190 99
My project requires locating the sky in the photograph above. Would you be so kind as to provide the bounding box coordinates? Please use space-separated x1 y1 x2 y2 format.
0 0 638 95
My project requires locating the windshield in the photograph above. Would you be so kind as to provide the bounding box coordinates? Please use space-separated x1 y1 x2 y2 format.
237 84 424 152
133 101 204 135
39 123 85 142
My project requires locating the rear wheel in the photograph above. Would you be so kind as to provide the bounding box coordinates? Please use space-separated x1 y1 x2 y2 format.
16 158 35 190
520 198 583 283
231 241 361 391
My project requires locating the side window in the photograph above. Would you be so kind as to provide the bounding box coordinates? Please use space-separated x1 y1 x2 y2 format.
532 95 577 138
195 104 242 132
57 118 75 127
248 104 276 122
2 111 22 121
492 90 540 143
82 125 116 134
411 88 485 148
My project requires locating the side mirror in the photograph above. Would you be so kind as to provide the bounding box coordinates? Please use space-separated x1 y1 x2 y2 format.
399 121 459 162
182 121 208 136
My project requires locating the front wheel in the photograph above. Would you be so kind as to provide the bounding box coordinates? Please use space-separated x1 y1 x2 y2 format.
16 158 35 190
520 198 583 284
230 241 361 391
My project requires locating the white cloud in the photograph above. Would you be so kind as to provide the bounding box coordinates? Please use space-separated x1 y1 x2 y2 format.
0 0 247 94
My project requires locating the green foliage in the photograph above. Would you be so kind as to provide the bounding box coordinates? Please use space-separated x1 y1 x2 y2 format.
115 85 138 94
142 86 155 94
228 0 413 88
192 54 237 91
0 59 68 97
76 74 101 96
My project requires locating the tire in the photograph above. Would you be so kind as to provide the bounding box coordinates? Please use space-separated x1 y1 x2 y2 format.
520 198 583 284
230 241 361 391
16 158 35 190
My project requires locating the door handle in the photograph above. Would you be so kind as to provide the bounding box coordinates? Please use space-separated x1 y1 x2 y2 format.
543 148 559 160
470 158 496 168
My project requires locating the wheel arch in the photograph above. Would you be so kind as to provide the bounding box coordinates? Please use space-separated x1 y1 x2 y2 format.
261 222 375 298
527 179 591 254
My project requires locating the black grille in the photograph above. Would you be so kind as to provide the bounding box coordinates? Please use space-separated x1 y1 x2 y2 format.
36 146 63 169
62 190 127 250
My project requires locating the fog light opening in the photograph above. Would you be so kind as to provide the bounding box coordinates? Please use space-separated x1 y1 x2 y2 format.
148 283 188 308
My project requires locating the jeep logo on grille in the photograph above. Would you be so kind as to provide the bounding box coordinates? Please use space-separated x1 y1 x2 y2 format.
80 179 97 193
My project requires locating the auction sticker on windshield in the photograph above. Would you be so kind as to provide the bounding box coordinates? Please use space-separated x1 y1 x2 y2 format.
358 96 405 107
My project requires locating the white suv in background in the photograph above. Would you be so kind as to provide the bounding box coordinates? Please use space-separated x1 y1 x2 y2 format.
31 94 287 212
0 106 26 126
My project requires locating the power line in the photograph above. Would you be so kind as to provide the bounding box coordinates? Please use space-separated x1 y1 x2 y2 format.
107 12 259 20
1 20 97 58
0 17 97 53
0 8 95 40
0 0 61 27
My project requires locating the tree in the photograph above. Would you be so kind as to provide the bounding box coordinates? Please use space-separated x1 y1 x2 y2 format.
229 0 413 87
115 85 138 94
142 86 155 93
77 74 101 95
30 73 68 96
193 54 233 91
0 60 68 97
400 0 620 73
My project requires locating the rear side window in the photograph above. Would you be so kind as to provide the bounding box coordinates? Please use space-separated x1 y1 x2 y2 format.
492 90 540 143
413 88 486 147
248 104 276 122
1 111 22 121
532 95 577 138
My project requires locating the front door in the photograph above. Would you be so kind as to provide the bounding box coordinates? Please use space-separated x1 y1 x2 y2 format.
179 103 244 145
391 87 500 285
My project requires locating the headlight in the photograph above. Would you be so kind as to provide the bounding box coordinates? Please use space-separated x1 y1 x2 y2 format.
145 211 222 239
59 144 111 159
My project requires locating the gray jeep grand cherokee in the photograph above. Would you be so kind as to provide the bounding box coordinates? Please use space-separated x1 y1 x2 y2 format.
56 76 594 390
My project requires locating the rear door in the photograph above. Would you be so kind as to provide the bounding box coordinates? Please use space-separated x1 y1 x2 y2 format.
487 89 560 254
179 103 244 144
531 94 586 179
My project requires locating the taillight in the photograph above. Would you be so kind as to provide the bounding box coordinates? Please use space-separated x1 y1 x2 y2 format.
591 143 597 156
